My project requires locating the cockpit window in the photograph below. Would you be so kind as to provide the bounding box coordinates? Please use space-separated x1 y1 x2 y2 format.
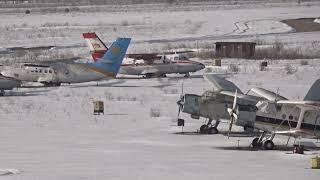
180 55 188 60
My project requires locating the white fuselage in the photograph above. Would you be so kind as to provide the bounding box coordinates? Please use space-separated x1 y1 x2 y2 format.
255 101 320 138
1 63 108 84
119 59 205 76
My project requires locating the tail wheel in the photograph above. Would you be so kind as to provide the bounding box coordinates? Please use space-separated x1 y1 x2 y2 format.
263 140 275 150
207 127 219 134
252 137 262 148
199 125 207 134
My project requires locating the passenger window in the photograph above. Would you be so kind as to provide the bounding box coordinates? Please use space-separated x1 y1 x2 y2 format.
289 115 293 120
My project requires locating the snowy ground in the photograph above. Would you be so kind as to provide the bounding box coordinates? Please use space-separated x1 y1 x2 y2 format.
1 59 320 180
1 2 320 180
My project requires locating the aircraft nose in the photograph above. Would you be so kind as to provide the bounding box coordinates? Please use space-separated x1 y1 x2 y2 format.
198 62 205 70
177 95 185 108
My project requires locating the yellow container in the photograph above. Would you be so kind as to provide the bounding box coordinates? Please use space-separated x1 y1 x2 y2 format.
311 156 320 169
93 101 104 115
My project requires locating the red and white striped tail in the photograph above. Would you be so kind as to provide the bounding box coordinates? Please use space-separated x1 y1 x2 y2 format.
82 32 108 61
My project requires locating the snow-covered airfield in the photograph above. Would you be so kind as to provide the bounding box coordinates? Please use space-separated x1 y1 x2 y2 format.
1 1 320 179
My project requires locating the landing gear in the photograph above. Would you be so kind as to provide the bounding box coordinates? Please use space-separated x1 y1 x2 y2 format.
160 74 167 77
42 82 61 87
0 90 4 96
263 140 275 150
199 119 220 134
251 132 275 150
144 73 154 78
184 73 190 78
293 144 304 154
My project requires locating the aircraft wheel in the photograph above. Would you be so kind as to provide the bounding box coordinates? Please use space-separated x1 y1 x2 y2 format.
207 127 219 134
252 138 262 148
263 140 274 150
184 73 190 78
199 125 207 134
145 74 153 78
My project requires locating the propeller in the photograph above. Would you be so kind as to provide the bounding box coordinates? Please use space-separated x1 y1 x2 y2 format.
227 89 238 139
176 82 185 119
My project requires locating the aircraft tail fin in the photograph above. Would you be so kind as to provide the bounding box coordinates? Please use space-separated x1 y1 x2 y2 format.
82 32 108 61
304 79 320 101
95 37 130 75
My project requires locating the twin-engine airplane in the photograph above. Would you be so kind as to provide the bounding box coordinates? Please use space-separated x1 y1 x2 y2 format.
177 74 320 150
0 38 131 86
83 32 205 78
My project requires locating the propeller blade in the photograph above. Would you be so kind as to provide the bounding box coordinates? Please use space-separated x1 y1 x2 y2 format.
227 117 234 139
177 106 181 119
181 82 184 95
232 89 237 110
232 113 238 120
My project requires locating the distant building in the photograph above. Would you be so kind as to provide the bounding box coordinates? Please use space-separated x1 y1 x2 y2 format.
215 42 256 59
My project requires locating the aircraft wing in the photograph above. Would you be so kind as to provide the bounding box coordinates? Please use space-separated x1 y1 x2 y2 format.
277 100 320 110
203 74 243 94
250 87 287 101
127 51 194 61
274 129 316 138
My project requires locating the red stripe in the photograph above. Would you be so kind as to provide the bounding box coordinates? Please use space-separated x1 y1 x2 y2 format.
83 32 97 38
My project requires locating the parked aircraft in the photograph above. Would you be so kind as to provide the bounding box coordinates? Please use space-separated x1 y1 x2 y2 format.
0 38 131 86
0 75 21 96
177 74 259 134
177 74 320 150
83 32 205 78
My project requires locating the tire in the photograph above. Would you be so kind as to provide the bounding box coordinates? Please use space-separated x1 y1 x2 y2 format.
263 140 274 150
207 127 219 134
145 74 152 78
199 125 207 134
252 137 262 148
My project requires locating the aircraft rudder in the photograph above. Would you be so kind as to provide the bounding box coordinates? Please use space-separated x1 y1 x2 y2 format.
98 37 131 74
304 79 320 101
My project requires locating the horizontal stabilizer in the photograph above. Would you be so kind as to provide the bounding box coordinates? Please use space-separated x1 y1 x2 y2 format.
250 87 287 101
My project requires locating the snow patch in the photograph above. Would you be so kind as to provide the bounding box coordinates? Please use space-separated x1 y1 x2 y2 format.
0 169 20 176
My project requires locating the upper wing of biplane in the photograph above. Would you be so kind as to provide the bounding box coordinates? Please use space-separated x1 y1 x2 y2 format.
249 87 287 101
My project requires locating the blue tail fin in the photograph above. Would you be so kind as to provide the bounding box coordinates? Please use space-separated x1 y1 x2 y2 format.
91 37 131 76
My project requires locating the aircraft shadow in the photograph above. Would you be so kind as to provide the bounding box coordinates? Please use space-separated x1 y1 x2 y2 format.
173 131 257 137
1 89 50 97
117 74 203 80
214 145 320 152
68 80 126 88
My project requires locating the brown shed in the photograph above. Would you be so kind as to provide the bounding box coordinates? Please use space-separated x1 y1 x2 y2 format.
215 42 256 59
